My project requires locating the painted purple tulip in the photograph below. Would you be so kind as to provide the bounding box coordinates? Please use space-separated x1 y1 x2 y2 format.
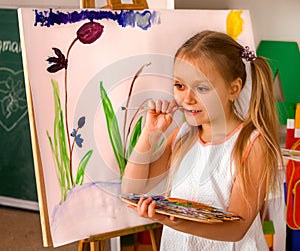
76 22 104 44
46 48 68 73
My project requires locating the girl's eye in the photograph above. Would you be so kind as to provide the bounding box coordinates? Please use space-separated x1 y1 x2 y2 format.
174 81 185 90
196 86 210 93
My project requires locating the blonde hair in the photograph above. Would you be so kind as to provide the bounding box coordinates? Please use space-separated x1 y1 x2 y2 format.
167 30 282 209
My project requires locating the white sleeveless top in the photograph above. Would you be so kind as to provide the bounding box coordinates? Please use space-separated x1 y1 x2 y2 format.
160 122 268 251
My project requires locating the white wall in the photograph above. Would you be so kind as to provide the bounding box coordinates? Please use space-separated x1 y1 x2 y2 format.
0 0 174 9
175 0 300 48
0 0 77 8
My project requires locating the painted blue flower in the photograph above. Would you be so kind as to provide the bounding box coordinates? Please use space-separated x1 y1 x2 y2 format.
70 128 84 148
77 116 85 129
74 134 84 148
70 129 77 137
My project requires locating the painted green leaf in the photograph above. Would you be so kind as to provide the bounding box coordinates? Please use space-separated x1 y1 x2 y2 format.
51 79 71 189
100 81 125 176
126 116 142 162
46 79 71 202
46 130 65 202
75 150 93 185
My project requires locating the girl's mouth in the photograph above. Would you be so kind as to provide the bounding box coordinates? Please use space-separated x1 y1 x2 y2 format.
184 109 202 114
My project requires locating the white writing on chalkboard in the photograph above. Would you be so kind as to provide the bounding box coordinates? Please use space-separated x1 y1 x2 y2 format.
0 40 21 54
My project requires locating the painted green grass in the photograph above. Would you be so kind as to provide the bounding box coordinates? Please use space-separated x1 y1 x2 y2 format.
47 79 93 203
100 81 142 179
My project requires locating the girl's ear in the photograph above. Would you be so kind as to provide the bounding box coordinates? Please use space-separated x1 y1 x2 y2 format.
230 78 242 101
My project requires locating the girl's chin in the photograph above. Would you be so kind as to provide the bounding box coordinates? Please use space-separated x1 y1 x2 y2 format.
185 116 203 127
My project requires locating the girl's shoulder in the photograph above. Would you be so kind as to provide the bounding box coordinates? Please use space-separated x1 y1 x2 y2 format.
242 129 261 163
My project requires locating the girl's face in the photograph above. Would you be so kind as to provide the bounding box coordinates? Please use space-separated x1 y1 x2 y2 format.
173 57 233 128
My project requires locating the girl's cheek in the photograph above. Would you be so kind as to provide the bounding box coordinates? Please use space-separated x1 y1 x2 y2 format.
173 91 184 104
201 95 224 118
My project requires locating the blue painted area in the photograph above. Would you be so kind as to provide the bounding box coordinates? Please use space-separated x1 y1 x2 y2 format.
34 9 160 30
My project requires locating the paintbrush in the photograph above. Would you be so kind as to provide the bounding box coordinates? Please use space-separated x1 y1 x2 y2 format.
121 106 183 111
121 106 151 111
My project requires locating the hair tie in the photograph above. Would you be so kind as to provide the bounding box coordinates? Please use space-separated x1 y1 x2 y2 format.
241 46 257 62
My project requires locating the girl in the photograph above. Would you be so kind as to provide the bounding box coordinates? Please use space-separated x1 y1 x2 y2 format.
122 30 282 250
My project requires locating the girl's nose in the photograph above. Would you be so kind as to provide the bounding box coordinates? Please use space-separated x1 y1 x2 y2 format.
183 88 197 105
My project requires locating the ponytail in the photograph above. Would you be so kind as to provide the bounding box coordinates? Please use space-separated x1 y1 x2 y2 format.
232 56 282 206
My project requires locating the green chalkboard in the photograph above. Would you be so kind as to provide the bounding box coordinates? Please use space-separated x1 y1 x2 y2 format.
0 9 37 209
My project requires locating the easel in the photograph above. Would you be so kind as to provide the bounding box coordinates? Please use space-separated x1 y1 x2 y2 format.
78 0 161 250
80 0 148 10
78 222 162 251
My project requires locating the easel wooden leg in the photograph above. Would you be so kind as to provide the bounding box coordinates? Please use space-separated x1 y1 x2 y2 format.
78 239 91 251
78 240 84 251
100 240 106 251
90 240 101 251
149 229 158 251
78 240 105 251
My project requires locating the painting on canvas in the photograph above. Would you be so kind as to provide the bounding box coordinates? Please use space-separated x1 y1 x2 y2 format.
18 8 255 247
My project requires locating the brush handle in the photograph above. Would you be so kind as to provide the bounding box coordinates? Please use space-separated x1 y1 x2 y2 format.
121 106 183 111
121 106 151 111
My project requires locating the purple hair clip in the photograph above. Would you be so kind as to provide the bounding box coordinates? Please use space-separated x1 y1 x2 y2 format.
241 46 257 62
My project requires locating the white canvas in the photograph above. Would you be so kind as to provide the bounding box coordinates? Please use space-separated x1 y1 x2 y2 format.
18 8 255 247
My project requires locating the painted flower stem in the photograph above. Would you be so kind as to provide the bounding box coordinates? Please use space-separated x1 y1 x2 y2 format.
64 37 79 186
123 63 150 158
70 127 78 185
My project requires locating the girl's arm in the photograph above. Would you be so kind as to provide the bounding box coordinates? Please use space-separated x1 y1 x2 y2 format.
122 99 179 194
134 135 268 242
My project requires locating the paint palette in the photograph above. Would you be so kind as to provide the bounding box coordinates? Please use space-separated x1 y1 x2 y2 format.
120 194 244 224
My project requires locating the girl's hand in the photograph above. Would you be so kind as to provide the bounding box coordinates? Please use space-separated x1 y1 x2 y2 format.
144 99 179 133
130 197 182 226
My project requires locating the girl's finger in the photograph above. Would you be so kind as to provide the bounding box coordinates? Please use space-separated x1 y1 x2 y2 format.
147 200 157 218
161 100 168 113
167 99 179 114
137 197 146 217
136 197 146 213
148 100 155 110
138 197 152 217
155 100 162 113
